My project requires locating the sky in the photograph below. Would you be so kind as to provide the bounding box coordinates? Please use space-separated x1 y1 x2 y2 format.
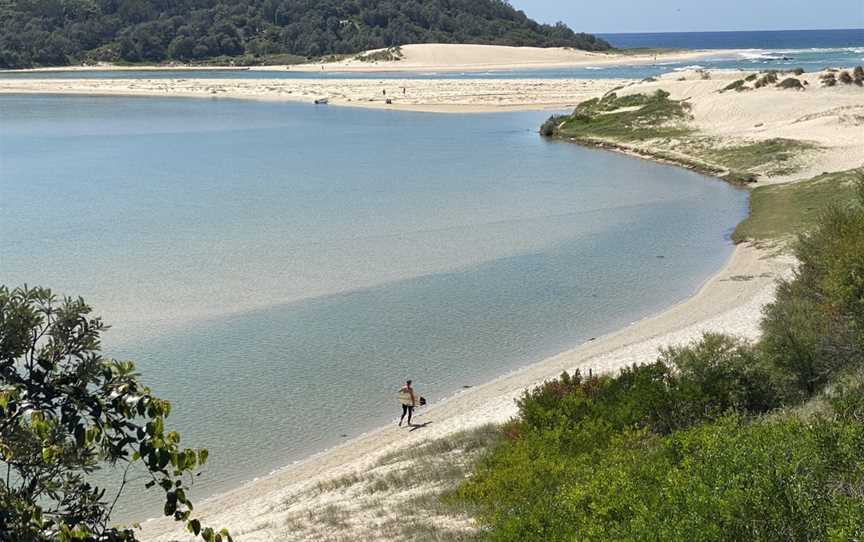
509 0 864 34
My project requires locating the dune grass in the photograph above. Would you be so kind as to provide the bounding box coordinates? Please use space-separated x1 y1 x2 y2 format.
702 138 817 178
553 90 694 141
732 168 863 243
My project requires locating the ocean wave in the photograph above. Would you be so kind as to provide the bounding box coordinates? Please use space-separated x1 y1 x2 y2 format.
584 66 605 70
673 64 705 71
737 47 864 59
738 50 784 60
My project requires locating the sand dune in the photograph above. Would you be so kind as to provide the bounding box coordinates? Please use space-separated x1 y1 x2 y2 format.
276 43 736 73
614 70 864 183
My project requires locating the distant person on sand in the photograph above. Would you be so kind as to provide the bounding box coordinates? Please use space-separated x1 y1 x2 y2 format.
398 379 416 427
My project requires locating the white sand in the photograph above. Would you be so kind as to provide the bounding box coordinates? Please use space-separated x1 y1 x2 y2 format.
139 243 793 541
277 44 737 73
0 77 628 113
614 70 864 183
4 44 738 75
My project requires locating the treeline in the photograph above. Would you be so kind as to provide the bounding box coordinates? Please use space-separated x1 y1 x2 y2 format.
454 181 864 539
0 0 611 69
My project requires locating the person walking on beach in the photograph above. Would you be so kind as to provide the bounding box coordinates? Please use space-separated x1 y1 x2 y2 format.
398 379 417 427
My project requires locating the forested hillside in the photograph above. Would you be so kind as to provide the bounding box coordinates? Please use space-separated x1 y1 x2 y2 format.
0 0 611 69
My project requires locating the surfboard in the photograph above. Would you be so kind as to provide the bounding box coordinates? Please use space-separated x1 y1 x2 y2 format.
398 389 419 406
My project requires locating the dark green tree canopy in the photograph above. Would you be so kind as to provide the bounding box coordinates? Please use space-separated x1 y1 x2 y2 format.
0 0 611 69
0 286 229 542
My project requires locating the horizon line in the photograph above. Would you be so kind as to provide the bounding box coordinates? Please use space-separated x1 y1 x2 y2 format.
588 26 863 35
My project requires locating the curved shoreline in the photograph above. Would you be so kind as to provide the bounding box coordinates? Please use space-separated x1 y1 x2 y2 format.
140 242 790 540
3 82 800 540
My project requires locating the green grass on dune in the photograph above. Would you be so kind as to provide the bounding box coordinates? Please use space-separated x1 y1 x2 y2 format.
733 168 864 243
550 90 694 141
702 138 817 178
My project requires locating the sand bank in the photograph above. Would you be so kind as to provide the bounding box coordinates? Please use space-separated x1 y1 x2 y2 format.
139 243 792 541
269 44 739 73
3 44 739 75
0 77 629 113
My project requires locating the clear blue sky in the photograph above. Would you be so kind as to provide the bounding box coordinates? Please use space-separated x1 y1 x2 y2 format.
509 0 864 34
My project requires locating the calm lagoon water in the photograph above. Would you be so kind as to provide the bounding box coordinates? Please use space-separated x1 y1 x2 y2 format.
0 95 747 518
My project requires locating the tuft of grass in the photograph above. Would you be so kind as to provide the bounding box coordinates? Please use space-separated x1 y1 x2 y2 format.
376 424 502 468
314 472 364 493
777 77 805 90
720 79 749 93
732 168 863 243
554 90 693 141
315 504 351 530
355 46 403 63
702 138 817 177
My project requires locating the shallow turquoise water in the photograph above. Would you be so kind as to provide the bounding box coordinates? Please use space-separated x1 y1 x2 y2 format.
0 95 747 518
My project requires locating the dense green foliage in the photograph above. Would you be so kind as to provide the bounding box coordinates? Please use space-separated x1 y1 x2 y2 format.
0 287 229 542
0 0 610 69
456 183 864 540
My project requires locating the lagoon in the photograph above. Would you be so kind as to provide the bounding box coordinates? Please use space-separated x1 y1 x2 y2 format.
0 95 747 518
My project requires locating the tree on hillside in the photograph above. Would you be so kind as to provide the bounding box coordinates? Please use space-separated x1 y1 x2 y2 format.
0 286 229 542
0 0 611 68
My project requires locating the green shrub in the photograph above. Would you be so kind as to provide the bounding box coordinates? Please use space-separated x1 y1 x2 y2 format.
777 77 805 90
720 79 748 92
539 115 565 137
761 180 864 395
821 72 838 87
839 71 854 84
754 71 779 88
457 176 864 541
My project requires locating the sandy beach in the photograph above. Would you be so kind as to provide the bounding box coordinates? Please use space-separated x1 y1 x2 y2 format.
139 243 791 541
4 44 739 75
0 77 629 113
268 44 738 73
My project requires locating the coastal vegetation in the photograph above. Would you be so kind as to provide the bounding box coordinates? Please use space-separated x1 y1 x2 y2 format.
733 168 864 243
454 180 864 540
272 425 501 540
0 287 228 542
541 84 826 184
541 90 693 141
0 0 610 69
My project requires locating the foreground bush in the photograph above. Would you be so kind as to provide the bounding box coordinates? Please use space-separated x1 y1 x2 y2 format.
0 286 229 542
762 182 864 396
456 182 864 540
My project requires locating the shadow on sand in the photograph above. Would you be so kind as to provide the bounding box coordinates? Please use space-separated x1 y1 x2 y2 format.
409 421 433 432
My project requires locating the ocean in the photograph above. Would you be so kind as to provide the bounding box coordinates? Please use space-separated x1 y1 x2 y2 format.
0 94 747 518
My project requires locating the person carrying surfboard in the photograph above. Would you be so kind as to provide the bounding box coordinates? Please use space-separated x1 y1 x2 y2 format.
398 380 417 427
